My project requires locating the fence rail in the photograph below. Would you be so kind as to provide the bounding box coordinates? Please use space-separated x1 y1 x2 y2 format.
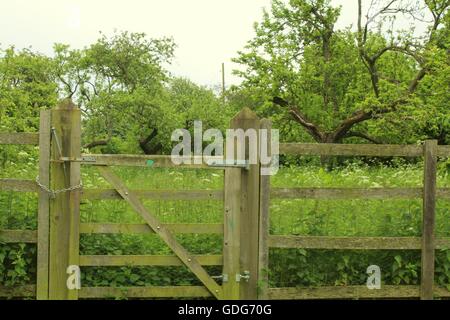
0 133 39 145
259 140 449 300
1 103 449 300
280 142 450 157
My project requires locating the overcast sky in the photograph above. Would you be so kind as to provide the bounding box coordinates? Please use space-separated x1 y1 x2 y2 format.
0 0 425 87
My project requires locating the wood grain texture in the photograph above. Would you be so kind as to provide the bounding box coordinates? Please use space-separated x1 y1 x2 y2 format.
222 167 241 299
421 140 437 300
280 143 422 157
258 119 271 300
79 286 212 299
230 107 261 300
0 285 36 298
82 189 223 201
37 109 51 300
437 145 450 157
49 100 81 300
79 154 223 168
0 230 37 243
271 187 422 199
97 166 223 299
79 255 223 266
0 179 38 192
80 223 224 234
268 236 450 250
0 132 39 145
267 286 450 299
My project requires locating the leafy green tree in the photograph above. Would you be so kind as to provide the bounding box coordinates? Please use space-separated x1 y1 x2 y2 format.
54 31 178 154
234 0 449 144
0 47 57 133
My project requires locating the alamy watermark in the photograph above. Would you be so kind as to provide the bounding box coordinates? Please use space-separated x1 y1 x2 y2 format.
366 265 381 290
170 121 280 176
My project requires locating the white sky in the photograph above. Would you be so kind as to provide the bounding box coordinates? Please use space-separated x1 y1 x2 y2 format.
0 0 425 87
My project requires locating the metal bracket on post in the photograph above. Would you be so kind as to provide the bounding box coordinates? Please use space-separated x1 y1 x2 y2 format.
59 156 97 163
207 159 250 170
212 274 229 283
236 271 250 283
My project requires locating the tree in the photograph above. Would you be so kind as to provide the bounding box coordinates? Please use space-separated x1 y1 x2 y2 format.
54 31 178 154
234 0 450 144
0 47 57 133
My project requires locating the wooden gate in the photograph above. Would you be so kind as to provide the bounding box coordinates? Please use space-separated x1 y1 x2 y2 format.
1 100 450 300
36 101 263 300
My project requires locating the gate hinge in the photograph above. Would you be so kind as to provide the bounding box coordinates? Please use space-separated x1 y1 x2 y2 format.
236 271 250 282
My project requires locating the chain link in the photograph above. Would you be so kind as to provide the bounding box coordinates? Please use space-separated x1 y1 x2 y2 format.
35 176 83 198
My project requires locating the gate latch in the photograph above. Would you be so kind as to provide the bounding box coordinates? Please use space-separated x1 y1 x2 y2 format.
212 274 229 282
236 271 250 282
207 160 250 170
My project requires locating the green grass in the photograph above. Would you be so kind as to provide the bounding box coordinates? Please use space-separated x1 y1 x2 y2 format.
1 160 449 295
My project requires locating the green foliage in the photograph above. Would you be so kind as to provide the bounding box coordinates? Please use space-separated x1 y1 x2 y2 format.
0 47 57 133
1 163 449 297
233 0 450 144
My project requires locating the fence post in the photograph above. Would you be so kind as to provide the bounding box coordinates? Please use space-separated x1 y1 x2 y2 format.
222 167 241 299
36 110 51 300
48 99 81 300
228 107 261 300
258 119 271 300
421 140 437 300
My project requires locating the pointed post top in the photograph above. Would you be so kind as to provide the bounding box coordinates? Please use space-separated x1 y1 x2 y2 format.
55 98 78 110
232 107 259 121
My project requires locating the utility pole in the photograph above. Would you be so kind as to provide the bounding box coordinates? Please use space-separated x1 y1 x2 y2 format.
222 62 226 103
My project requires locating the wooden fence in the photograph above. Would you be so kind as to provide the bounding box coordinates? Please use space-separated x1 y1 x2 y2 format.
258 141 450 300
0 101 449 300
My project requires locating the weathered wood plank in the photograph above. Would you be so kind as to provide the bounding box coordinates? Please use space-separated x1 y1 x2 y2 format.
67 102 82 301
268 236 450 250
97 166 223 299
79 286 212 299
49 100 81 300
258 119 271 300
421 140 437 300
222 167 241 300
437 188 450 199
229 107 261 300
0 179 38 192
0 285 36 297
0 230 37 243
437 145 450 157
280 143 423 157
267 286 450 299
82 189 223 201
79 154 223 169
0 132 39 145
79 255 223 266
37 109 51 300
80 223 224 234
271 188 422 199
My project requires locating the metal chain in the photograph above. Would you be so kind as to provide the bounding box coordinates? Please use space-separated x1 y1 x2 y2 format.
35 176 83 198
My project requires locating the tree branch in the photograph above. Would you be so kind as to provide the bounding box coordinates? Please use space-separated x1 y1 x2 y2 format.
83 140 109 149
273 97 325 142
343 131 383 144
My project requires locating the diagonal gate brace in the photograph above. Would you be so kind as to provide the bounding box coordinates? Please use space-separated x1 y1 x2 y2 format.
97 166 223 299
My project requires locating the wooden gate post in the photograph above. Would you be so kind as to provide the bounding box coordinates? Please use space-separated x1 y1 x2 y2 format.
48 99 81 300
258 119 272 300
421 140 437 300
36 110 51 300
226 108 261 300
